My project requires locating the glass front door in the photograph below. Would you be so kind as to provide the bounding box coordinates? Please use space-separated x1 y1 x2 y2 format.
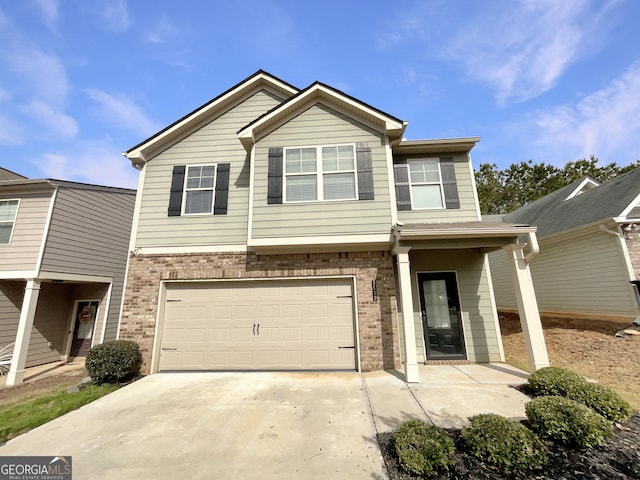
418 272 466 360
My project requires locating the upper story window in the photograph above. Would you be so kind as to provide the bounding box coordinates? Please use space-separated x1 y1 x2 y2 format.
408 159 444 209
0 199 19 244
183 165 216 215
284 144 357 202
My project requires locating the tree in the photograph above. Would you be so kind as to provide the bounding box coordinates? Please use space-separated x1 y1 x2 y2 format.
475 156 639 215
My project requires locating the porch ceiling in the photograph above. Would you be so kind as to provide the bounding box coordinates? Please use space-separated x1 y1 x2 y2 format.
393 222 536 251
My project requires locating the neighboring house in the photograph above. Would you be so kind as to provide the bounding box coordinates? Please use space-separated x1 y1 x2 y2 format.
0 178 136 385
119 70 548 383
489 169 640 324
0 167 26 181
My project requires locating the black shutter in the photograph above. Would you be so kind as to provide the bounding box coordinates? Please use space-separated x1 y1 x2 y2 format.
393 159 411 211
214 163 230 215
440 157 460 209
267 147 283 204
356 143 374 200
168 165 185 216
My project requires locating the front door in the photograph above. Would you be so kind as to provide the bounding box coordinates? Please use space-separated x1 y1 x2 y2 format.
418 272 466 360
70 301 99 357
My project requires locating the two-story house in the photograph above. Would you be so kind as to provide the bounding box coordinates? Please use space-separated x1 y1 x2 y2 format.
119 71 548 382
0 177 135 385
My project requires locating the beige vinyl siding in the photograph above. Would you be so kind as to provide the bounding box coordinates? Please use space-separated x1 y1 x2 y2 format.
490 230 639 317
135 89 286 247
26 283 72 367
0 280 24 351
398 249 501 363
397 154 480 223
0 191 53 272
252 103 392 238
40 187 135 342
487 249 517 310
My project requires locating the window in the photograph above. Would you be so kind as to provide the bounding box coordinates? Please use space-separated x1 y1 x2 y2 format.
183 165 216 215
408 159 444 209
0 199 19 244
284 145 357 202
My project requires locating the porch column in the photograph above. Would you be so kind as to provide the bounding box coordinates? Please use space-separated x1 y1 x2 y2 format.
7 279 41 386
393 247 420 383
504 245 549 371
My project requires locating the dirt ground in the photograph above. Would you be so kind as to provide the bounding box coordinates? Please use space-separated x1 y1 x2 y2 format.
499 312 640 410
0 366 88 407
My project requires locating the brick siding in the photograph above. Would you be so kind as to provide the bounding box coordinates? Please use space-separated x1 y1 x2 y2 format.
626 231 640 280
119 251 400 374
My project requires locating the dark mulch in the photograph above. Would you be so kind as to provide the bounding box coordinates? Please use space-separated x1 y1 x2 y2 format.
377 414 640 479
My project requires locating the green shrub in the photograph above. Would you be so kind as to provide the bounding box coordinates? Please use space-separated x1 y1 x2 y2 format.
85 340 141 385
568 382 633 422
525 396 613 448
527 366 587 397
394 420 455 476
461 414 546 474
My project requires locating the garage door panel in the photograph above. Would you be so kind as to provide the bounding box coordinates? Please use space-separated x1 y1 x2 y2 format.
159 279 356 371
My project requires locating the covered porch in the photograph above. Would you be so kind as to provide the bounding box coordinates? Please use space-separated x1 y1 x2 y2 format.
392 222 549 383
0 274 112 386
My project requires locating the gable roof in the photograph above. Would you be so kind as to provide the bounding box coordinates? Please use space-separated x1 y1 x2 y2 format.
237 81 406 150
124 70 299 166
0 167 27 181
0 178 136 195
504 167 640 237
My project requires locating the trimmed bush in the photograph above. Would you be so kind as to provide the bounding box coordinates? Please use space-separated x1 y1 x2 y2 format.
85 340 141 385
461 414 546 474
525 396 613 448
568 382 633 422
394 420 455 476
527 366 587 397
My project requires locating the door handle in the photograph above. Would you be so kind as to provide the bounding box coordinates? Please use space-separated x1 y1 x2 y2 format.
257 323 260 335
253 323 256 335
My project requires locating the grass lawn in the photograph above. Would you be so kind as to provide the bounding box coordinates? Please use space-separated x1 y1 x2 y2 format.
0 383 118 444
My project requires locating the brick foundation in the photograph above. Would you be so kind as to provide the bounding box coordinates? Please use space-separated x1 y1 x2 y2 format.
626 231 640 280
119 251 400 374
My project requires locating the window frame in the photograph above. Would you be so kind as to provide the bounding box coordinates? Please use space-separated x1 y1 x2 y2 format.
407 158 446 210
283 143 358 203
181 164 217 216
0 198 20 245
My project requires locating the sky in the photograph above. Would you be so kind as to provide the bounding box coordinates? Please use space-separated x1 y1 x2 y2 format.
0 0 639 189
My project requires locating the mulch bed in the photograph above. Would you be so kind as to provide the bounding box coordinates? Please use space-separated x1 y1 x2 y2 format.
377 413 640 479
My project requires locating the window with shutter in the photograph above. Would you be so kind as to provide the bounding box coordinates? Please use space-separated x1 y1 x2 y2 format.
393 157 460 211
167 163 231 216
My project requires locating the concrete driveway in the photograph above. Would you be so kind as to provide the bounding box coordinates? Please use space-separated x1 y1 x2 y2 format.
0 365 529 479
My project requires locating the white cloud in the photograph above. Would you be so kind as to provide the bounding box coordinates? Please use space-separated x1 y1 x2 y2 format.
36 146 138 189
85 89 160 137
530 61 640 163
145 15 177 44
0 88 10 102
100 0 131 33
34 0 59 31
0 114 24 145
3 47 69 106
21 100 78 138
380 0 621 104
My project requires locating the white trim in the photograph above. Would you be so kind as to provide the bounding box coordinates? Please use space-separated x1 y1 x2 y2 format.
151 275 360 374
37 271 113 283
0 198 21 246
248 234 392 248
415 270 467 361
467 151 483 220
564 177 600 201
396 225 536 239
34 189 57 275
620 191 640 219
128 163 146 251
133 245 250 255
0 271 36 279
384 138 399 226
247 143 256 246
181 163 217 216
482 254 505 362
99 283 113 344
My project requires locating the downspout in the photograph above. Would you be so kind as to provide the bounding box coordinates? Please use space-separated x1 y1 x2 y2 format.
524 231 539 265
599 223 621 237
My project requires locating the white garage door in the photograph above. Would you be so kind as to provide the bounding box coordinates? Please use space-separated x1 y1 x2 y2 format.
158 278 356 371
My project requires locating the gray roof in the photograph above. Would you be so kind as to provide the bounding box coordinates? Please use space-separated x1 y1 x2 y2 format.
503 167 640 238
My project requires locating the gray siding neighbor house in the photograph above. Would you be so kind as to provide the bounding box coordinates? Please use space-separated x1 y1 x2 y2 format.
0 178 136 385
489 168 640 324
119 71 549 382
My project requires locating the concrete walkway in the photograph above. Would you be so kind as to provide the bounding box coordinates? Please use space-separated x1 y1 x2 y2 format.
0 364 529 479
